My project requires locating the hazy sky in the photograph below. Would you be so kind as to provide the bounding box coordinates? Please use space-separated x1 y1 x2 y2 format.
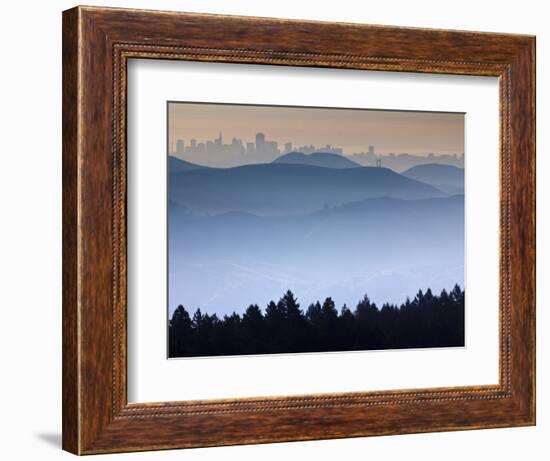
168 102 464 157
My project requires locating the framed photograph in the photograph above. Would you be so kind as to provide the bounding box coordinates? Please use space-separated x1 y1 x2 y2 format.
62 6 535 455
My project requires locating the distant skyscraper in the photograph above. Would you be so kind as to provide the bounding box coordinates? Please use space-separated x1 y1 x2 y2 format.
368 145 375 156
176 139 184 154
284 142 293 153
256 132 265 147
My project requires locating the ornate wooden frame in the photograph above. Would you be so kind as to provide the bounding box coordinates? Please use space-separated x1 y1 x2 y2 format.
62 5 536 455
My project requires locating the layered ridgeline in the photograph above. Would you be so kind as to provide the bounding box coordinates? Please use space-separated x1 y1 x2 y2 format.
402 163 465 194
169 156 444 216
168 153 464 316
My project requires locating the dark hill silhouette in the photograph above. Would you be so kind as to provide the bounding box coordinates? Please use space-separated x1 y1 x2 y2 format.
273 151 361 169
168 156 209 173
402 163 464 193
169 163 445 216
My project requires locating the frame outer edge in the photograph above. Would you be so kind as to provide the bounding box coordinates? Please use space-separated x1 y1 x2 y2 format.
62 6 81 455
499 37 535 424
531 36 537 425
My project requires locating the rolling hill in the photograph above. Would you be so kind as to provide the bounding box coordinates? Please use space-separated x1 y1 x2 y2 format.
168 156 209 173
169 163 445 216
272 151 361 169
402 163 464 193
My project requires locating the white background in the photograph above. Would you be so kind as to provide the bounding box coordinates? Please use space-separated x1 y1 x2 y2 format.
128 60 499 402
0 0 547 460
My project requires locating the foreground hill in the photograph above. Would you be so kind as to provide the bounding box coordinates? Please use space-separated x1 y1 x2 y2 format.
402 163 464 193
273 151 361 169
169 163 444 216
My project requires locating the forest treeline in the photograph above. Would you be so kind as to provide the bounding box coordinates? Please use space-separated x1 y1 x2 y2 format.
169 286 465 358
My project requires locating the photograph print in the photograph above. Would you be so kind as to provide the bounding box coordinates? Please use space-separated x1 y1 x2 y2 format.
167 102 465 358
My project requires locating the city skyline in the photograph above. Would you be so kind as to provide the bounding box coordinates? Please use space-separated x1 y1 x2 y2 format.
169 130 464 171
169 130 346 158
168 102 464 168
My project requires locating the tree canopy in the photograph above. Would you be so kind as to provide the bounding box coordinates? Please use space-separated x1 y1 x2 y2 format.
169 286 465 358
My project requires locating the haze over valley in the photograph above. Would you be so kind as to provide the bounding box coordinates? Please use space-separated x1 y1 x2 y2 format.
168 153 464 316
